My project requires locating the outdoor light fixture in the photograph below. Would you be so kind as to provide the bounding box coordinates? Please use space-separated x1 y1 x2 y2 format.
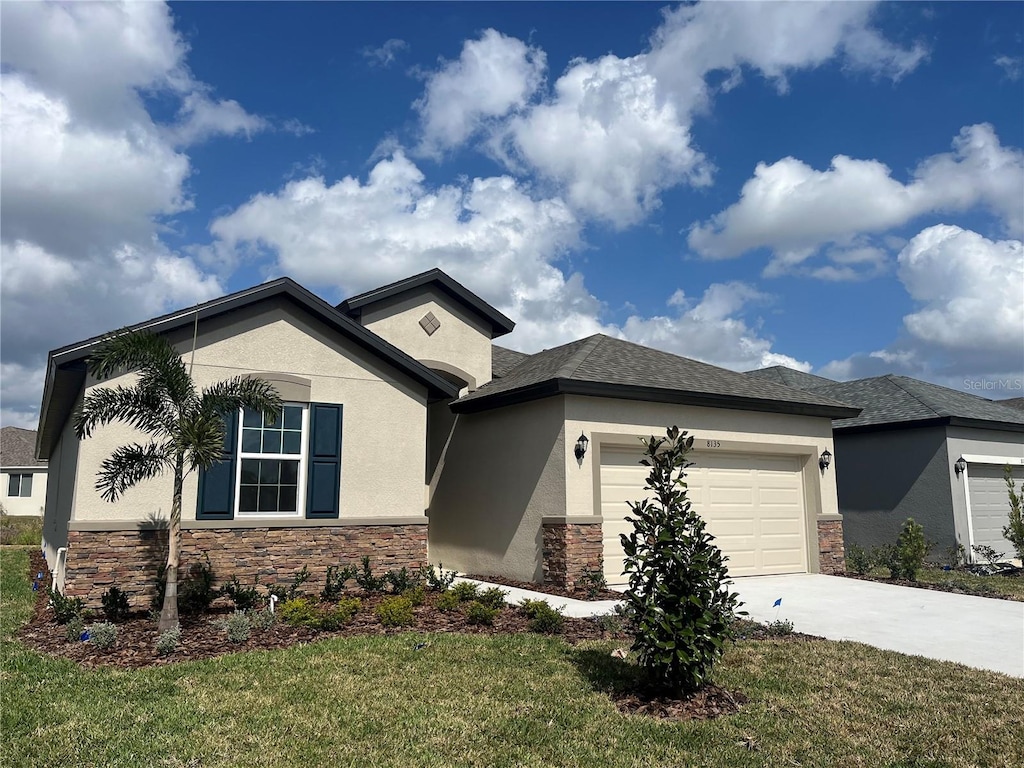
818 449 832 472
574 432 589 463
954 456 967 478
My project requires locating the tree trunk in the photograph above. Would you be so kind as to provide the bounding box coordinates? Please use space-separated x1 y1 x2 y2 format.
158 454 185 632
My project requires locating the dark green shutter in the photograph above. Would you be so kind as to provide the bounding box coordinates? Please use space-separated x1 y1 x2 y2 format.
306 403 342 518
197 410 238 519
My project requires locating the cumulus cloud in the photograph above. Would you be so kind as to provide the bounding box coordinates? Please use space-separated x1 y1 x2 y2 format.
688 124 1024 275
415 29 546 157
821 225 1024 382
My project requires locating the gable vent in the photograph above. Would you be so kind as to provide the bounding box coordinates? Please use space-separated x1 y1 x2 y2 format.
419 311 441 336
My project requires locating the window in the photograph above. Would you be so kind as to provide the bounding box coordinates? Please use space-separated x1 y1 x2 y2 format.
236 404 308 517
7 473 33 498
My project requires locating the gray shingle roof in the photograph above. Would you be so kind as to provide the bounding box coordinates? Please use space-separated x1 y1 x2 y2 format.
0 427 46 467
745 365 837 390
1000 397 1024 412
456 334 860 417
491 346 530 378
808 375 1024 431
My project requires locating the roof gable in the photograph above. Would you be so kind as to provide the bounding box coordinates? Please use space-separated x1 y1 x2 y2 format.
744 365 837 390
1 427 46 467
337 269 514 339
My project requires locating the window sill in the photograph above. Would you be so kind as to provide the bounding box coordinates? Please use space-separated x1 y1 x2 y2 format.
69 516 428 532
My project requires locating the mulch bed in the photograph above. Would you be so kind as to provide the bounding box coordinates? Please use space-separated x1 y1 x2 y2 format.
464 574 624 601
610 684 749 720
838 571 1024 601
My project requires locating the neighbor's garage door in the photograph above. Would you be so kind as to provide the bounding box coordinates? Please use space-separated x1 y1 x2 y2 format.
601 449 808 584
968 463 1022 557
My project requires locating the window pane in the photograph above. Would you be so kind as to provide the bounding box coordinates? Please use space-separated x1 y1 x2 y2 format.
240 460 259 485
282 431 301 455
242 429 262 452
22 475 32 497
7 475 17 496
258 460 280 484
258 486 278 512
278 486 297 512
280 461 298 484
239 486 258 513
242 408 262 428
262 430 282 454
283 406 302 430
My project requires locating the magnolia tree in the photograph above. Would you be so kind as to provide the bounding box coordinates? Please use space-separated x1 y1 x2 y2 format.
75 330 281 631
619 426 741 695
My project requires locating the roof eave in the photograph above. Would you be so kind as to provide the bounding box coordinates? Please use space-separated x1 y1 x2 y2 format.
832 415 1024 435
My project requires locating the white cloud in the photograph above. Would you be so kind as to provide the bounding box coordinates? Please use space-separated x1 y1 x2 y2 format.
995 55 1022 81
415 29 546 157
169 91 269 146
363 39 409 68
689 124 1024 274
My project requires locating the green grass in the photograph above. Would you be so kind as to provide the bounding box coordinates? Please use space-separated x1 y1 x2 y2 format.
3 548 1023 768
0 513 42 546
859 565 1024 601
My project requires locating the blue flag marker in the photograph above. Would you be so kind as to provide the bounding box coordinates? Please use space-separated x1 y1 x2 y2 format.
773 598 782 607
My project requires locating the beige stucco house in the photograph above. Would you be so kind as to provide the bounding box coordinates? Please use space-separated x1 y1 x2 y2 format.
1 426 48 518
38 269 858 605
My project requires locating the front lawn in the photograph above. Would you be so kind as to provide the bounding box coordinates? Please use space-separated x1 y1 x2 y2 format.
851 565 1024 601
3 548 1023 768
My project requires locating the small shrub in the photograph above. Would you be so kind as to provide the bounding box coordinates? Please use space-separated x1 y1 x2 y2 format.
249 608 276 631
48 588 85 625
88 621 118 650
895 518 928 581
476 587 507 610
845 543 873 575
385 567 419 595
318 598 361 630
521 599 564 634
155 625 181 656
576 569 607 599
279 598 320 628
356 556 387 593
320 564 357 602
215 611 251 643
436 590 460 612
101 586 132 622
268 565 311 603
945 542 968 569
220 576 262 612
402 585 426 607
591 613 623 634
449 581 479 603
765 619 795 637
464 600 499 626
375 596 414 627
873 544 901 579
1004 466 1024 561
972 544 1005 566
421 563 457 592
65 616 85 643
156 557 218 615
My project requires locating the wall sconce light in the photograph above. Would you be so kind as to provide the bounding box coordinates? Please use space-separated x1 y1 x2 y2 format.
574 432 589 464
954 456 967 478
818 449 832 472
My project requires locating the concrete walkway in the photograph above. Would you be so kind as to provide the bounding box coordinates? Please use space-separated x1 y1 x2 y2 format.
730 574 1024 678
453 577 620 618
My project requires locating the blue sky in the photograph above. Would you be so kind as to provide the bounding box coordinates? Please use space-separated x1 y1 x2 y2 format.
2 1 1022 428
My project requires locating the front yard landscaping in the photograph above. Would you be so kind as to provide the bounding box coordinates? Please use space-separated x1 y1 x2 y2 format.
845 565 1024 602
3 547 1024 767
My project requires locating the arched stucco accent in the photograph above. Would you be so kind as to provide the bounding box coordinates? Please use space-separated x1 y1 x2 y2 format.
418 359 476 391
242 372 313 402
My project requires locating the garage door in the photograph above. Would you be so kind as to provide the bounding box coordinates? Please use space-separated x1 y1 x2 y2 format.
968 464 1022 557
601 448 808 584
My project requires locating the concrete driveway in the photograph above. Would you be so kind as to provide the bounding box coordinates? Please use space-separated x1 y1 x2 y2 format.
731 574 1024 678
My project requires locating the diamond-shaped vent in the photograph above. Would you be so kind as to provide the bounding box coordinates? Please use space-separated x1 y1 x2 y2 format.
419 311 441 336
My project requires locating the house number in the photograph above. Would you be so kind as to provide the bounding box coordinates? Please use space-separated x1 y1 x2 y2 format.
706 440 721 448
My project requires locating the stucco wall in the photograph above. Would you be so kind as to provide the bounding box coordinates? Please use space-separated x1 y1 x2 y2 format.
42 411 80 587
833 426 953 552
65 297 430 527
360 287 493 390
1 468 47 516
945 425 1024 556
428 397 566 580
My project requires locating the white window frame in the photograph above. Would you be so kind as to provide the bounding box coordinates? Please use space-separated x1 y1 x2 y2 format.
234 403 309 518
7 473 33 498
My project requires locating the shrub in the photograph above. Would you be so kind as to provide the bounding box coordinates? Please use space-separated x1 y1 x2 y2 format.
846 543 873 575
972 544 1005 566
576 569 607 599
48 588 85 625
269 565 311 603
874 544 901 579
220 576 262 612
895 518 928 581
375 596 414 627
279 598 320 628
214 611 251 644
476 587 507 610
945 542 968 569
249 607 276 631
402 585 426 607
1003 466 1024 561
65 616 85 643
421 563 457 592
277 597 359 630
520 599 564 634
385 567 419 595
449 581 479 603
155 625 181 656
765 619 795 637
620 426 741 695
100 586 132 622
591 613 623 634
354 556 388 593
436 590 460 612
156 557 218 615
464 600 499 626
320 564 357 602
318 598 361 630
88 621 118 650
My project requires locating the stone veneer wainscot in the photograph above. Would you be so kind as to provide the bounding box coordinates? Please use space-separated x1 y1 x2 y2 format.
541 518 603 589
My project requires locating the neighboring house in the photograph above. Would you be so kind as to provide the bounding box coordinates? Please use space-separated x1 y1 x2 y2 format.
38 269 858 605
746 368 1024 562
1 426 47 517
1001 397 1024 412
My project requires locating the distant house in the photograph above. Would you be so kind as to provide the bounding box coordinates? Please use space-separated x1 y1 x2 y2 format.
746 368 1024 562
1 426 48 517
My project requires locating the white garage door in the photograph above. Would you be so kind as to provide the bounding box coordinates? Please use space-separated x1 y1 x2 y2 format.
601 449 808 584
968 464 1022 557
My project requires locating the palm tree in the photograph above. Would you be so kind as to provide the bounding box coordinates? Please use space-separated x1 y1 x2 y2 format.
74 330 282 631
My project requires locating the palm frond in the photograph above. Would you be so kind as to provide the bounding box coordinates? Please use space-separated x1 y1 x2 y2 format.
175 410 233 472
87 330 196 413
95 442 172 502
74 386 172 440
201 377 284 423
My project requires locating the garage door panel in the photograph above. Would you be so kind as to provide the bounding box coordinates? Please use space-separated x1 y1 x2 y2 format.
708 487 753 505
968 464 1023 555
